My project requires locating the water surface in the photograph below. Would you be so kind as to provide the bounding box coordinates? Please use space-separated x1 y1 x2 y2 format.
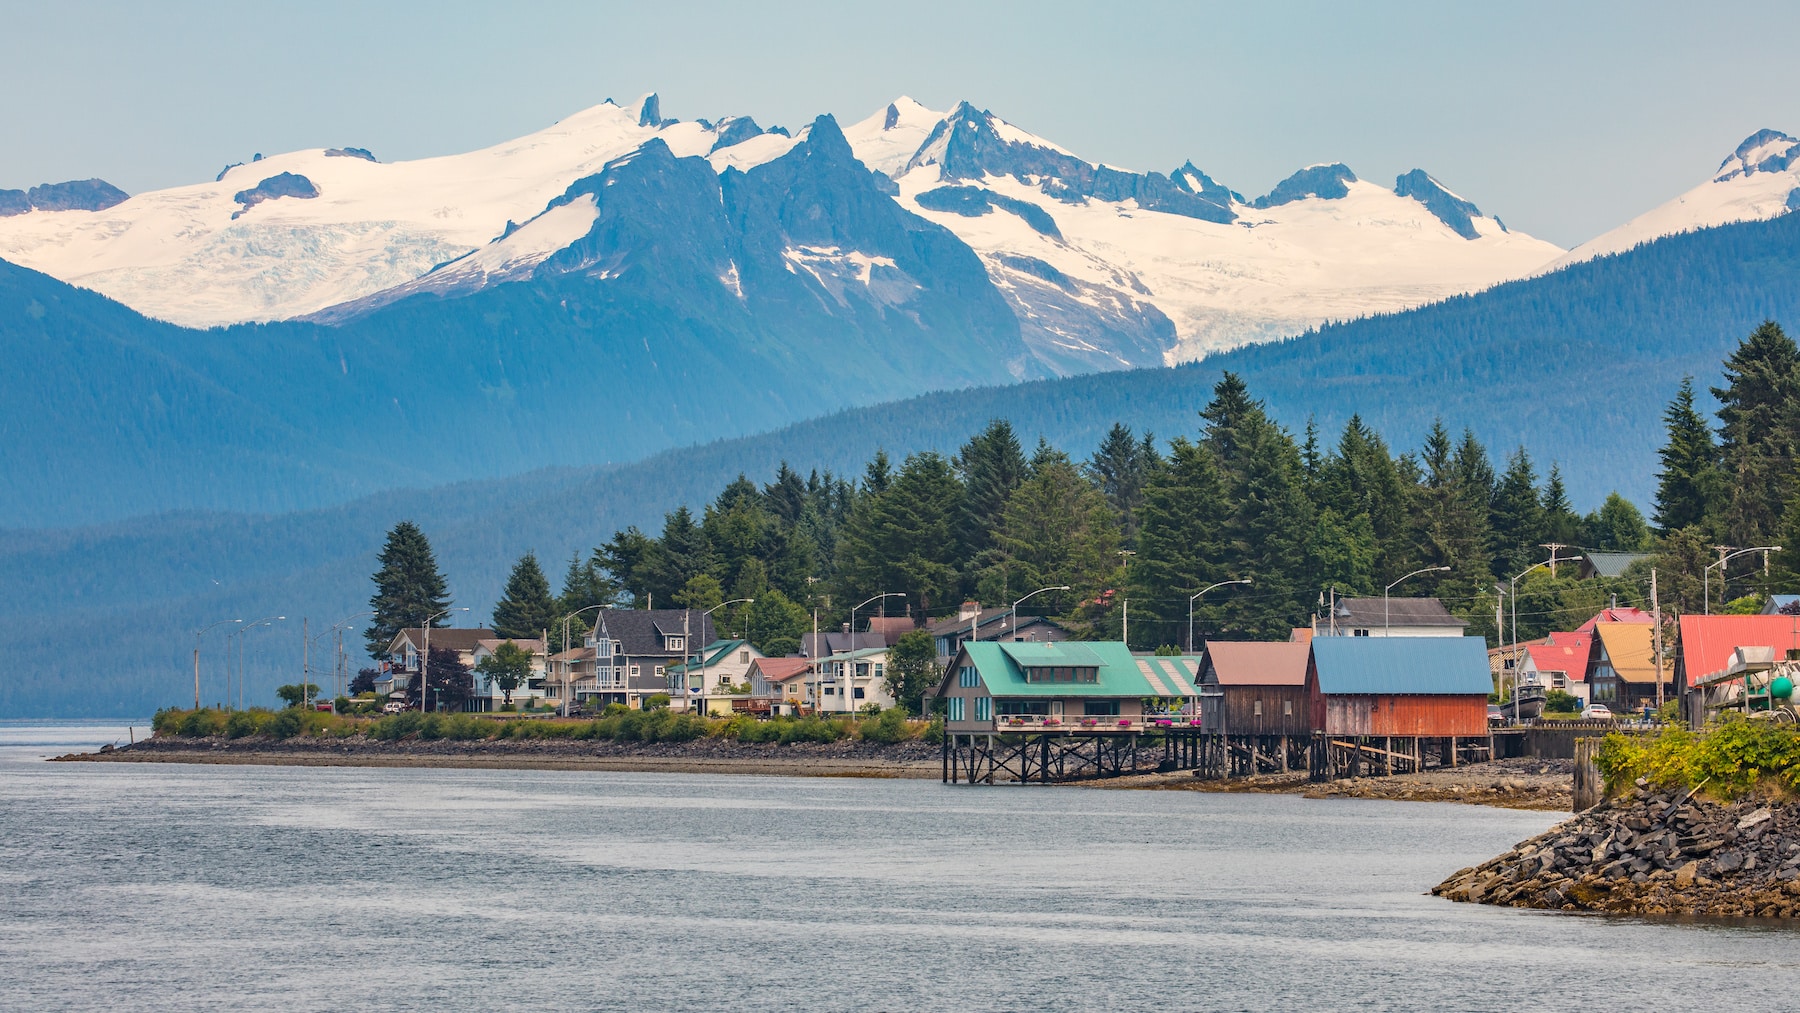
1 731 1794 1011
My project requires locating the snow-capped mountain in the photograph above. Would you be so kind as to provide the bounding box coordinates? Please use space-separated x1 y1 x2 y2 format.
852 100 1563 367
0 93 1564 371
0 95 807 327
1556 129 1800 266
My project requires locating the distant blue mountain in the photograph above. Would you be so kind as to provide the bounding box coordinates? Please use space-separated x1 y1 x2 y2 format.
8 210 1800 717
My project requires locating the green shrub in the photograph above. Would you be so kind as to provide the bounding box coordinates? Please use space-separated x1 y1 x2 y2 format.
225 710 261 739
780 716 847 745
643 693 671 711
1597 718 1800 798
152 708 183 735
859 707 913 744
178 709 226 738
267 709 303 740
924 715 944 744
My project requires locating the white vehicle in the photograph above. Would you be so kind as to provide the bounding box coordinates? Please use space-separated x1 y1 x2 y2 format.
1582 703 1614 721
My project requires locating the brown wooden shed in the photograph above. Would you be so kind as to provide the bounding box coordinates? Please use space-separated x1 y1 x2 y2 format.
1198 641 1313 736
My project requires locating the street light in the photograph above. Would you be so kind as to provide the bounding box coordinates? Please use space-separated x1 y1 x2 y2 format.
1012 585 1071 641
193 618 242 709
1385 566 1451 634
1188 578 1252 652
232 615 286 710
558 603 609 716
1704 545 1781 614
419 607 470 712
307 610 373 706
845 593 904 713
693 598 755 714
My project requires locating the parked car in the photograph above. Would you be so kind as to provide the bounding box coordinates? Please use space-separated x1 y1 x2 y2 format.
1487 704 1505 725
1582 703 1614 720
382 700 407 714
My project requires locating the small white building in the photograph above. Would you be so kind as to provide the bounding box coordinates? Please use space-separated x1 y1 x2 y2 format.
667 640 766 715
1314 597 1468 639
807 646 895 713
468 638 549 711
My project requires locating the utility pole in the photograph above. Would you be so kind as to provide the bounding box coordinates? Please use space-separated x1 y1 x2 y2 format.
1652 568 1665 712
1121 598 1129 650
1540 543 1570 578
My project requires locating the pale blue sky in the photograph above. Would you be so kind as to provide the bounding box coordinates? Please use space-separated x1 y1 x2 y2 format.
4 0 1797 247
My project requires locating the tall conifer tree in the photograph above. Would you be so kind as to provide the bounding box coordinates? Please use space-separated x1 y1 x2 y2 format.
1712 321 1800 545
492 551 558 640
365 520 451 657
1652 377 1722 535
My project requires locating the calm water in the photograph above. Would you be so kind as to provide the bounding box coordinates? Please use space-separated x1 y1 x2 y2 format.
1 725 1796 1012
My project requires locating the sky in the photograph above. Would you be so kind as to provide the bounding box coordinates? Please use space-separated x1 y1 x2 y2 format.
3 0 1798 248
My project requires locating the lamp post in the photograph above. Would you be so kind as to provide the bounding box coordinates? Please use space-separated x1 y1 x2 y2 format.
558 603 609 716
306 610 373 707
1188 578 1252 652
233 615 286 710
1385 566 1451 635
419 607 469 712
1012 585 1071 641
1704 545 1781 614
193 619 242 709
694 598 754 714
845 593 904 713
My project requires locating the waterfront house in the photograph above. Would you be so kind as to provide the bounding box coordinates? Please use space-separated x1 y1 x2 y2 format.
1586 622 1664 713
666 639 766 715
748 657 813 715
808 646 895 713
467 637 549 711
1197 640 1311 736
1313 597 1468 638
1306 637 1492 737
378 627 497 700
565 609 717 709
935 641 1203 734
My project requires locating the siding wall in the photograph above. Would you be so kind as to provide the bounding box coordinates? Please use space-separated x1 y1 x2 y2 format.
1314 694 1488 736
1204 685 1312 736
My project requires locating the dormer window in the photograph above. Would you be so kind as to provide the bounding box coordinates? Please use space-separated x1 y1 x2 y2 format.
1022 666 1098 684
666 636 685 653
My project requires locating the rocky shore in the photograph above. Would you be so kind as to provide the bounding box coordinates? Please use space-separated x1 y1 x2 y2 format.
1099 758 1573 810
58 733 943 778
1433 781 1800 918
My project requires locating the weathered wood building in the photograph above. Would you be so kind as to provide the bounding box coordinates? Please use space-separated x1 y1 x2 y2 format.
1198 641 1311 736
1306 636 1492 773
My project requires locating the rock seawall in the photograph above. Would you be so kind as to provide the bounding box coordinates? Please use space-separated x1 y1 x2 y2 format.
1433 781 1800 918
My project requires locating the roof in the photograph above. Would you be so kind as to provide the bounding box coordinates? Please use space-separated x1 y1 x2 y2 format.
864 616 917 644
800 631 886 657
590 609 715 657
1592 623 1660 683
476 637 545 654
813 647 889 666
748 657 812 683
1523 633 1592 680
1576 607 1653 631
387 628 497 655
1677 614 1800 683
1580 551 1650 578
667 639 753 674
1201 641 1310 686
923 608 1068 640
944 641 1202 698
551 646 595 663
1329 597 1468 629
1309 637 1493 695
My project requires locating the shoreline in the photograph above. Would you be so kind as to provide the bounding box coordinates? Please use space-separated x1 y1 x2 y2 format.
58 736 1574 805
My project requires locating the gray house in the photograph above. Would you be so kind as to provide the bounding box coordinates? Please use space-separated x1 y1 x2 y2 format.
569 609 717 709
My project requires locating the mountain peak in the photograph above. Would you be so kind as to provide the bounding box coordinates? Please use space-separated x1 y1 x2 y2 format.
1393 169 1488 240
1252 163 1356 209
1715 129 1800 182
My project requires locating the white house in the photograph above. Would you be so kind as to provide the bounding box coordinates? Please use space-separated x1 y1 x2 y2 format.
807 646 895 713
666 639 766 715
1314 597 1468 638
468 637 549 711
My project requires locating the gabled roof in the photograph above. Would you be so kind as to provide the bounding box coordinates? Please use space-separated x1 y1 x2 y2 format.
923 609 1068 640
1580 551 1650 578
387 628 497 655
1524 633 1592 680
1676 614 1800 683
1310 637 1492 695
800 631 886 657
1329 597 1468 629
748 657 812 683
1576 607 1652 631
944 641 1202 698
1201 641 1310 686
1592 622 1660 683
591 609 715 657
813 647 889 666
476 637 545 655
864 616 917 644
1762 594 1800 614
667 639 755 674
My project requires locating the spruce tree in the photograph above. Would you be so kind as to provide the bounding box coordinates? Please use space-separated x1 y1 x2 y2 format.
492 551 558 640
1087 423 1152 546
835 451 964 617
1539 466 1582 547
979 456 1119 616
1584 493 1652 552
956 420 1027 565
1489 448 1544 578
1652 377 1722 535
365 520 450 658
1134 437 1228 648
1408 421 1489 590
1713 321 1800 545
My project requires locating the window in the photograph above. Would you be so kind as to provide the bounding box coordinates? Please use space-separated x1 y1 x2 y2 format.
1353 629 1370 637
1282 701 1292 717
824 686 836 696
1083 700 1120 717
996 699 1050 716
874 663 884 681
974 697 992 721
597 639 613 658
630 665 641 677
1254 699 1263 717
740 651 750 664
654 666 665 677
1023 666 1097 684
667 636 684 653
959 666 979 688
853 688 866 699
946 697 965 721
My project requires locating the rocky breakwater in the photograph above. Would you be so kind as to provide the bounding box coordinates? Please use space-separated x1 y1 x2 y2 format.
1433 780 1800 918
